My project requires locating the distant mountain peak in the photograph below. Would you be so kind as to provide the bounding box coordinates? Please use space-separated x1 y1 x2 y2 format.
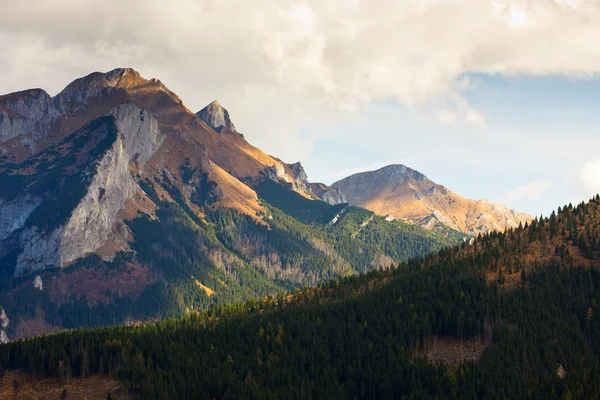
348 164 429 186
380 163 408 170
319 163 532 236
196 100 236 133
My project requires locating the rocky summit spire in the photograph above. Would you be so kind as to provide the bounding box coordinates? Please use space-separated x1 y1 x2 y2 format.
196 100 236 133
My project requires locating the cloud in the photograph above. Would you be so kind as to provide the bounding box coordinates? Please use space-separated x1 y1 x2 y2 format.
1 0 600 159
465 109 487 127
503 181 553 204
438 109 457 124
581 160 600 197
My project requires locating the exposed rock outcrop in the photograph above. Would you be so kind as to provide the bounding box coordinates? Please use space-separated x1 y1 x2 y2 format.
33 275 43 291
197 100 236 133
0 196 41 241
310 182 347 205
0 89 59 143
288 162 309 191
14 104 164 275
263 160 313 195
0 306 9 343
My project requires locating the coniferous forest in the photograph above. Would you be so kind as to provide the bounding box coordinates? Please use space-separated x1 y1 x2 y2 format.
2 197 600 399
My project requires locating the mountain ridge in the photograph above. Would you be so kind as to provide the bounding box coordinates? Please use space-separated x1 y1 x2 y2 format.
313 163 532 236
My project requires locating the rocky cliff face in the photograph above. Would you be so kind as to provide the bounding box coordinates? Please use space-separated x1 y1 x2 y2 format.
8 104 164 275
197 100 236 133
0 306 9 343
58 104 164 266
324 164 532 236
0 196 41 242
310 183 347 205
288 162 309 190
263 160 312 195
0 89 60 154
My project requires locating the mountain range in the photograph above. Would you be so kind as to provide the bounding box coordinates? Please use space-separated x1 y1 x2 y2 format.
0 68 529 340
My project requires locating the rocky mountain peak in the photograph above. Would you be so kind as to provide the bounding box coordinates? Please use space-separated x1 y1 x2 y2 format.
289 162 308 183
0 89 55 120
321 164 532 236
375 164 428 184
196 100 236 133
54 68 147 111
0 88 60 144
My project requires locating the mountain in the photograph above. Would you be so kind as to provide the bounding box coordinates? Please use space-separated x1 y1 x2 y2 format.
0 68 452 340
197 100 237 133
3 197 600 399
314 164 532 236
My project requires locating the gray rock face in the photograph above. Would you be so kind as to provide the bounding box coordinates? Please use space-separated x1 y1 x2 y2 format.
59 104 164 266
264 160 312 194
110 104 165 166
0 196 41 241
311 184 347 205
0 306 9 343
4 89 58 121
58 136 138 266
0 110 36 143
196 100 236 133
13 103 165 275
0 89 59 144
54 68 136 114
288 162 309 190
33 275 43 291
17 227 62 273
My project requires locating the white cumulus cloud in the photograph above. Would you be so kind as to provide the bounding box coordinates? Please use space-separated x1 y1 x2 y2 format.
581 160 600 197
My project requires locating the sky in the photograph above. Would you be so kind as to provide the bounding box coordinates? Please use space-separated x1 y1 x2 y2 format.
2 0 600 216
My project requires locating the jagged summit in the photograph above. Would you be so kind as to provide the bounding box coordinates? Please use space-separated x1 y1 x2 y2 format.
58 68 141 94
196 100 236 133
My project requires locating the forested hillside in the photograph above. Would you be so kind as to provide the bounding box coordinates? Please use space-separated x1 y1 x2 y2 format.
2 197 600 399
0 177 451 339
